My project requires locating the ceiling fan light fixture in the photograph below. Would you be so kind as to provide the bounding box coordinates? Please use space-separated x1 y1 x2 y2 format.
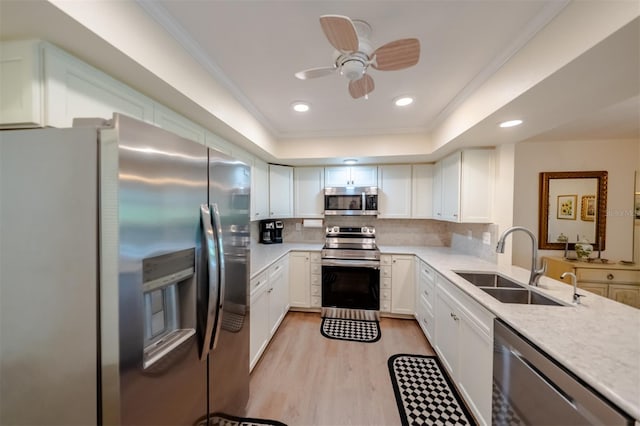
340 59 366 81
343 159 358 165
499 119 523 128
394 96 414 107
291 101 310 113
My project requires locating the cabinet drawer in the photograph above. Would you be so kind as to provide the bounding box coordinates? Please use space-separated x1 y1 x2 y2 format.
311 263 321 274
380 300 391 312
381 277 391 289
311 285 321 297
268 257 286 278
419 284 435 311
381 288 391 300
419 263 436 285
311 274 321 286
311 296 321 307
577 282 608 297
310 252 322 263
381 266 391 278
250 271 268 293
577 268 640 284
417 296 434 341
380 255 392 266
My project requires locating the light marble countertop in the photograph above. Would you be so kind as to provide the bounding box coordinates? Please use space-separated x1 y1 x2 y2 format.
250 243 640 420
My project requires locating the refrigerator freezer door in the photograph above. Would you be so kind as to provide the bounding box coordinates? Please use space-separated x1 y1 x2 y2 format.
0 127 99 425
207 151 251 417
100 114 209 425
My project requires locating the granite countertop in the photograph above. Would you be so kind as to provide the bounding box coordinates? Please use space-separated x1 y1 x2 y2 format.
250 243 640 420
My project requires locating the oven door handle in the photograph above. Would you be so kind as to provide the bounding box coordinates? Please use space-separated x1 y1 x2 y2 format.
322 259 380 269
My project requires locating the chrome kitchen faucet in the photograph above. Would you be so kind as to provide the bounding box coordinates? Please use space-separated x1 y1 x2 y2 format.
496 226 546 287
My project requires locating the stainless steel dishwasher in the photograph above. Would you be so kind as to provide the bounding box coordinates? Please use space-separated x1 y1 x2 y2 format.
492 319 633 425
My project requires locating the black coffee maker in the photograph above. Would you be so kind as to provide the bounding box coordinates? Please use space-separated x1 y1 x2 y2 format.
259 219 283 244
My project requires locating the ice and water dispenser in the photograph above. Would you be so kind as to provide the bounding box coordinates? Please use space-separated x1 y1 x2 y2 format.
141 248 196 369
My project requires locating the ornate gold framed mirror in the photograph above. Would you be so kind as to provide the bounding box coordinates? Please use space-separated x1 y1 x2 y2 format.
539 171 608 250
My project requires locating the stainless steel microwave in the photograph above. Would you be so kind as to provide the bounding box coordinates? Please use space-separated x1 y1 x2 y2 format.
324 186 378 216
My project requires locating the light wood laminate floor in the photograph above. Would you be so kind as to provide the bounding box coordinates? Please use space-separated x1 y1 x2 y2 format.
246 312 435 426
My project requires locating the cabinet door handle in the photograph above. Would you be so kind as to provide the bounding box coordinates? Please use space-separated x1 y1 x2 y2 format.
607 273 614 280
450 312 459 321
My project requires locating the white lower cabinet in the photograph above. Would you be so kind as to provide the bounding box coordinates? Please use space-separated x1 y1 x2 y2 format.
380 255 392 312
268 257 289 335
289 251 322 309
434 274 494 426
380 254 415 315
249 256 289 371
249 271 270 371
415 258 436 342
310 253 322 308
391 255 415 314
289 251 311 308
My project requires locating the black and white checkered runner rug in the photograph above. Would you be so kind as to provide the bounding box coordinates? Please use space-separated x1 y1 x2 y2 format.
320 317 381 343
196 413 287 426
388 354 476 426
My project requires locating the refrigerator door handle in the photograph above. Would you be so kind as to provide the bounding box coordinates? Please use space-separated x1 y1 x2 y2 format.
200 204 219 360
210 203 226 351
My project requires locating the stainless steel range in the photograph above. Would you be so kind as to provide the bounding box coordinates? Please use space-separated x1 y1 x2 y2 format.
321 226 381 320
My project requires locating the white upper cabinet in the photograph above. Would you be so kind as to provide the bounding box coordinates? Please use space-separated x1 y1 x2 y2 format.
269 164 294 218
432 149 494 223
44 43 155 128
0 40 42 128
153 103 205 144
205 130 233 155
412 164 434 219
252 159 269 221
441 152 462 221
294 167 325 218
459 149 494 223
325 166 377 187
378 164 412 219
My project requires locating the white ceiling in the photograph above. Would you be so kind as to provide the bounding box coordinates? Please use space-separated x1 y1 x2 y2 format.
142 0 570 140
0 1 638 165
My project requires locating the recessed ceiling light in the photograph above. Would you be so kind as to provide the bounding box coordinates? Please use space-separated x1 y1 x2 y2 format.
343 159 358 165
291 101 310 112
394 96 414 107
499 119 523 128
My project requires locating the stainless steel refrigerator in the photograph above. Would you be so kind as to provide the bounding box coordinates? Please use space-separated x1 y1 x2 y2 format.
0 114 250 425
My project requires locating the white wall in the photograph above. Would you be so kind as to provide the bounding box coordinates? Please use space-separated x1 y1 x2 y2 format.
513 138 639 267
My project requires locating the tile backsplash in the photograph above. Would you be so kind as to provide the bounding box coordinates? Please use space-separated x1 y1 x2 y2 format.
251 217 497 261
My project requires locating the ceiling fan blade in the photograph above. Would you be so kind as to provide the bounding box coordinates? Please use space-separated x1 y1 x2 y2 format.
372 38 420 71
319 15 359 53
295 66 336 80
348 74 375 99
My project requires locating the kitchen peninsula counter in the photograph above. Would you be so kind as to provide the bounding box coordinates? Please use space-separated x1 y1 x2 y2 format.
250 243 640 420
379 245 640 422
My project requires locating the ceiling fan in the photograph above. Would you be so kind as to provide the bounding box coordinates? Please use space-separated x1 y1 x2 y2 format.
294 15 420 99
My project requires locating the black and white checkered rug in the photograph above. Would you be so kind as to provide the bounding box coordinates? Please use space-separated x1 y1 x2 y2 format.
320 317 381 343
388 354 476 426
196 413 287 426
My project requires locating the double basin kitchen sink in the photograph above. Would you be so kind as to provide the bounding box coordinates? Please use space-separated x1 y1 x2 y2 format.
454 271 567 306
